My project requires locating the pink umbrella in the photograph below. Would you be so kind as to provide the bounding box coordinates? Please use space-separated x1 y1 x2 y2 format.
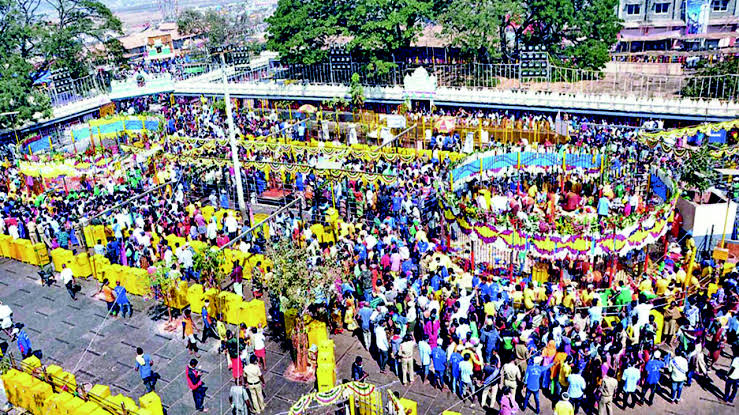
434 116 456 133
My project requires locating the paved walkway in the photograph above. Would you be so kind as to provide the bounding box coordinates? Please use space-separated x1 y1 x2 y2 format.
0 258 736 415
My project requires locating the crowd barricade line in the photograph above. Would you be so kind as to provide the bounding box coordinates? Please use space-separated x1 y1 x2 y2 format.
2 223 270 324
0 236 50 266
1 356 163 415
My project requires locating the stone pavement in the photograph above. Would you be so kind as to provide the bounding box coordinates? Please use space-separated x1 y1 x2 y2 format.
0 257 736 415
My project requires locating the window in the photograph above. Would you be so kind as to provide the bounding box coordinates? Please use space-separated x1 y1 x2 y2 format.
655 2 670 13
626 4 641 15
712 0 729 11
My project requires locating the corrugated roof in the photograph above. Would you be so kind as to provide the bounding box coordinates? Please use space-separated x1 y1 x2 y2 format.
118 28 195 51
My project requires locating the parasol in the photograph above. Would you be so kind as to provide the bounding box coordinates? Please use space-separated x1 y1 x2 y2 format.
434 116 456 133
298 104 317 113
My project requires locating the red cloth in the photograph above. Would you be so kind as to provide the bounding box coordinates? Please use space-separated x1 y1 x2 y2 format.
186 366 203 390
231 357 243 379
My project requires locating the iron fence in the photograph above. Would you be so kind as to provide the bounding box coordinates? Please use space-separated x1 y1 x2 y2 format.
39 60 739 112
272 61 739 102
41 74 108 108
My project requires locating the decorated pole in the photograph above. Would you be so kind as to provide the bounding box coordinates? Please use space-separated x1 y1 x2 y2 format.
89 125 96 155
720 175 733 248
517 151 521 193
71 130 77 154
684 246 697 292
331 182 335 209
561 150 566 193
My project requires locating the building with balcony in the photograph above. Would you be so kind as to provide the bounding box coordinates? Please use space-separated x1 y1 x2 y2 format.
616 0 739 51
118 22 199 59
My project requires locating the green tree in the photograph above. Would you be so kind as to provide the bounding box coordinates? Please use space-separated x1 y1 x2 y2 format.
103 38 128 68
681 58 739 100
438 0 521 61
267 0 433 73
45 0 123 78
266 0 345 65
0 57 52 130
346 0 432 73
148 260 178 327
349 73 365 109
266 240 338 373
565 0 621 71
0 0 52 129
193 248 228 290
516 0 621 70
681 146 719 195
1 0 121 128
436 0 620 69
178 8 255 52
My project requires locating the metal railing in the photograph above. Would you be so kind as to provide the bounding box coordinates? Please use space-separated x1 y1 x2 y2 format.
41 74 108 108
40 60 739 113
272 61 739 102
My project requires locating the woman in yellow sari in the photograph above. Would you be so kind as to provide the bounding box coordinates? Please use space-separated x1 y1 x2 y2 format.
344 296 358 331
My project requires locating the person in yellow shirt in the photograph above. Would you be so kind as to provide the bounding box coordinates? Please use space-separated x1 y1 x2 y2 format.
655 277 669 296
523 283 536 310
182 309 200 357
536 286 547 303
551 288 563 306
511 287 524 308
580 286 594 307
675 268 687 286
558 355 572 397
638 278 653 294
563 288 576 311
554 393 575 415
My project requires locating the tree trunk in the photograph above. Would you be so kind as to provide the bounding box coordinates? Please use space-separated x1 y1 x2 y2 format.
292 317 309 373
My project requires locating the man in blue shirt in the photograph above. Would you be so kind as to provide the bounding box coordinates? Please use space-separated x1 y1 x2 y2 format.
449 350 463 396
391 193 402 216
15 323 33 359
113 280 132 318
621 360 641 408
135 347 156 392
479 319 500 364
524 356 553 414
417 334 432 383
357 303 374 350
431 342 447 391
430 273 441 292
642 351 665 405
351 356 368 382
597 195 610 219
567 367 587 414
200 300 219 343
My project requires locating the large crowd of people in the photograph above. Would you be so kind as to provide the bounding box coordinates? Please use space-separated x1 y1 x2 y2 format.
1 97 738 415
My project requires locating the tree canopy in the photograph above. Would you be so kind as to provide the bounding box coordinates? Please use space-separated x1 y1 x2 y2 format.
267 0 621 71
440 0 620 69
0 0 121 129
267 0 433 72
681 146 720 194
266 240 339 314
438 0 521 61
1 0 51 129
265 0 347 65
177 8 254 53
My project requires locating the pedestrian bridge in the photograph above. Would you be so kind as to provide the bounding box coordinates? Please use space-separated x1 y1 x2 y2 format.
47 66 739 127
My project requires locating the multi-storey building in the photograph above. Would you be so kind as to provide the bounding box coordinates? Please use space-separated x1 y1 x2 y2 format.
617 0 739 51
